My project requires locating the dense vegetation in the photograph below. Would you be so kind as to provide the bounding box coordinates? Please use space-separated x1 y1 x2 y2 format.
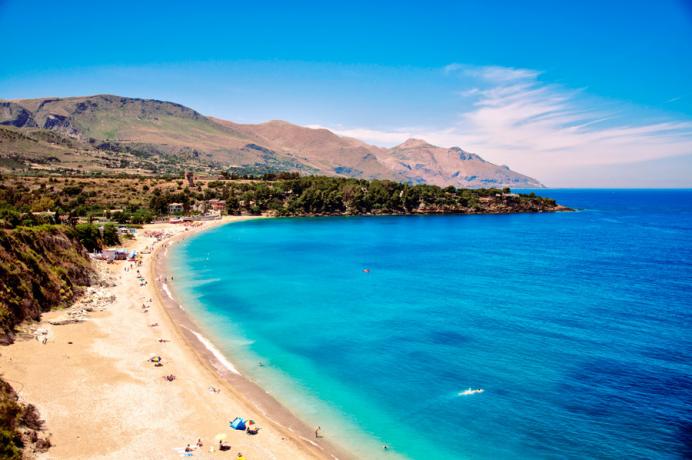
0 377 49 460
0 225 93 343
0 174 565 229
200 175 561 216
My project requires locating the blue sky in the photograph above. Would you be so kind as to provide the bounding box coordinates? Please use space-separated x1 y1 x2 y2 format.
1 0 691 186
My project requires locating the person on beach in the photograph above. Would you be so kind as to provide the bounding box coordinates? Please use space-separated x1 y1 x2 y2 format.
185 444 193 452
237 453 245 460
196 438 203 448
315 426 321 438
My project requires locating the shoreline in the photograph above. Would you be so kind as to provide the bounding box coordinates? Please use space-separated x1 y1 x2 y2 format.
0 216 348 459
151 217 351 460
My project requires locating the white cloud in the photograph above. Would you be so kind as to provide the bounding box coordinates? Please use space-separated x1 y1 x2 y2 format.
442 63 540 82
465 65 541 83
306 125 415 146
441 63 463 75
317 65 692 186
452 70 692 179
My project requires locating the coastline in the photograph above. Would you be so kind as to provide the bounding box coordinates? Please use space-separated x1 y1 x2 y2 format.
0 216 347 459
151 217 352 460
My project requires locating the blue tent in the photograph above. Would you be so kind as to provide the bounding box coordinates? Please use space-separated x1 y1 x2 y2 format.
230 417 246 430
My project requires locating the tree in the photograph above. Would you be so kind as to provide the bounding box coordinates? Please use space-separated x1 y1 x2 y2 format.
130 208 154 224
30 196 55 212
74 224 101 251
102 224 120 246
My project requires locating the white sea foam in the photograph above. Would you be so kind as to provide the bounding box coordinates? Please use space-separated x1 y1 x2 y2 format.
188 277 221 288
459 388 484 396
300 437 322 448
161 282 181 309
189 329 241 375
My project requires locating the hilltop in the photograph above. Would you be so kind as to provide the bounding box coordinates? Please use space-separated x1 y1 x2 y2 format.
0 95 543 187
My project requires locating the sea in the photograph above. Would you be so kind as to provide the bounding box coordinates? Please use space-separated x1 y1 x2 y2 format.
168 189 692 459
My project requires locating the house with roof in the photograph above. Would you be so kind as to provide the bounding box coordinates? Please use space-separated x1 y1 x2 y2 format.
208 199 227 214
168 202 184 215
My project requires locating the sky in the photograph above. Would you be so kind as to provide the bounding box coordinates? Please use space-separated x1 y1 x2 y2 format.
1 0 691 186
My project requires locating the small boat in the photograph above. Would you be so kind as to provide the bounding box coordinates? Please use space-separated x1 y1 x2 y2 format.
459 388 484 396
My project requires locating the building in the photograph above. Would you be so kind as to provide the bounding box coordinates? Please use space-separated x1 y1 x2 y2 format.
190 199 226 215
207 199 227 215
168 202 184 214
117 226 137 236
192 201 207 214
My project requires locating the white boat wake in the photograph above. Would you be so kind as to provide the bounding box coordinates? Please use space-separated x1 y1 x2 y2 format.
459 388 485 396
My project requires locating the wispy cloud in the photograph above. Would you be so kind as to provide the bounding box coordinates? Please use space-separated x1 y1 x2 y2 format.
463 65 541 83
322 64 692 186
305 125 415 145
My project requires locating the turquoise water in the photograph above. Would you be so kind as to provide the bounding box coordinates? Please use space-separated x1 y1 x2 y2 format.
169 190 692 459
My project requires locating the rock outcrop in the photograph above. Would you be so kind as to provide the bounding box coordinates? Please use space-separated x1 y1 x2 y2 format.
0 225 93 343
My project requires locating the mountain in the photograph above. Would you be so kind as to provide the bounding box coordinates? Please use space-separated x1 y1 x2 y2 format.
0 95 544 187
381 138 542 188
211 118 395 179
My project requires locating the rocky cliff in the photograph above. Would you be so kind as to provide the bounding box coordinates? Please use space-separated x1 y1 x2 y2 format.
0 225 93 343
0 377 50 460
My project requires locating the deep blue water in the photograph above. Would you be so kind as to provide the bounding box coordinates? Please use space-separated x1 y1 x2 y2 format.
170 190 692 459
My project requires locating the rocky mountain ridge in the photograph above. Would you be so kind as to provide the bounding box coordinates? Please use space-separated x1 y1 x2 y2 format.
1 95 544 187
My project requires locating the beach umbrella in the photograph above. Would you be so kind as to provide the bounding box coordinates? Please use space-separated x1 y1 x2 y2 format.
214 433 227 441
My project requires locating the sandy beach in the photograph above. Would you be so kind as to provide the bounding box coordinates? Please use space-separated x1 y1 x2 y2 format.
0 217 346 460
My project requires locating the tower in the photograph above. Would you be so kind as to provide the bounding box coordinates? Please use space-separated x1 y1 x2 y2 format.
185 171 195 187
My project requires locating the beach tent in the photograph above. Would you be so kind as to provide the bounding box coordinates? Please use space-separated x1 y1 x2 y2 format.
230 417 246 430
